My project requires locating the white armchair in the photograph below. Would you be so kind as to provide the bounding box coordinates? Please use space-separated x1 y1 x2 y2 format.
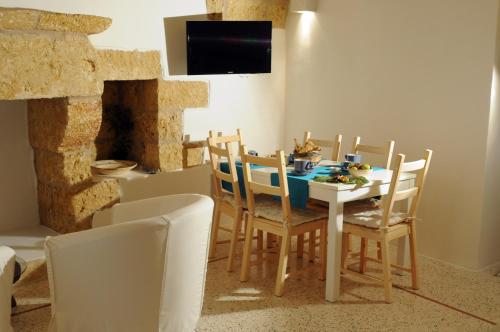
47 194 214 332
0 246 15 332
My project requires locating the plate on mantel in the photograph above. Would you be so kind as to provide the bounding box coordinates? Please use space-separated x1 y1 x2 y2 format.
91 160 137 176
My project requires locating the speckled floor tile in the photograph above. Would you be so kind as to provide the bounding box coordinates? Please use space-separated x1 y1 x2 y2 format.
9 217 500 331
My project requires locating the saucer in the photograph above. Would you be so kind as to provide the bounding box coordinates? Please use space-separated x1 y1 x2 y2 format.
290 170 310 176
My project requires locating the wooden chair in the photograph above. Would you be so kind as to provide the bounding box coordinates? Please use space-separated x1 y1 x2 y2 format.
351 136 395 169
207 130 247 272
341 149 432 303
302 131 342 261
239 146 328 296
303 131 342 162
349 136 396 257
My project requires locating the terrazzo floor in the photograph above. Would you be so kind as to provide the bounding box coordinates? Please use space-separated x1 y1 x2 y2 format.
10 218 500 331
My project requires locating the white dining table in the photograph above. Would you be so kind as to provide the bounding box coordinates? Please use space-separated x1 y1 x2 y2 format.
249 163 416 302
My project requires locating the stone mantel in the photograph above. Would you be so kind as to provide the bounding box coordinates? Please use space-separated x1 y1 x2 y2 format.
0 6 209 233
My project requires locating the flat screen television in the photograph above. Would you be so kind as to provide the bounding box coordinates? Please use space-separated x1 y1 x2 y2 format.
186 21 272 75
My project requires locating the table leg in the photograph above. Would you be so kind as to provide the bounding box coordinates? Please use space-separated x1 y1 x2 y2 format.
325 197 343 302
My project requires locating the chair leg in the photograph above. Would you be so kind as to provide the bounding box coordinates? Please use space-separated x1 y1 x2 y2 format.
360 237 368 273
267 233 275 249
319 224 327 280
227 208 243 272
346 233 352 253
380 237 393 303
309 230 316 262
341 232 349 269
209 200 222 258
257 230 264 251
297 234 304 258
409 221 420 290
377 241 382 260
275 233 291 296
240 216 255 282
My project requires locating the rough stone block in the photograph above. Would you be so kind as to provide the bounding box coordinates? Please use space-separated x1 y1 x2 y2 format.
0 7 111 34
0 31 102 100
206 0 224 13
96 50 162 81
38 12 111 35
223 0 289 28
0 8 38 30
186 148 205 167
143 142 182 171
144 80 209 111
28 97 102 152
38 180 119 233
133 110 183 143
34 145 96 187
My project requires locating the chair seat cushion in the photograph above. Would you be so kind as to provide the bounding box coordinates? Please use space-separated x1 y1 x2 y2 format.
221 193 247 209
343 207 409 229
253 196 327 226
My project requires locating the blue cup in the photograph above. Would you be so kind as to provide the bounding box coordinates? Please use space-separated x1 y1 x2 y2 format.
294 159 312 173
345 154 362 164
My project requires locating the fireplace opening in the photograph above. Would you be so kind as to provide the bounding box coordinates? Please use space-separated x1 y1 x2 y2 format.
96 80 148 165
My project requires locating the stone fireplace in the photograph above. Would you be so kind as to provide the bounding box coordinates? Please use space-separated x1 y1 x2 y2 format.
0 7 209 233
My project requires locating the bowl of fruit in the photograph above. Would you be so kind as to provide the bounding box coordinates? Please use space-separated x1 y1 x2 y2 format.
348 163 373 177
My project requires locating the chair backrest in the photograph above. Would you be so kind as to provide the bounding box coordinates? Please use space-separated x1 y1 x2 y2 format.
63 194 214 332
304 131 343 161
352 136 395 169
207 129 244 206
0 246 15 332
381 150 433 227
46 219 168 332
240 145 292 227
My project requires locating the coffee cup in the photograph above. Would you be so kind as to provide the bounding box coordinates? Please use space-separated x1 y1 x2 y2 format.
345 153 362 164
294 159 312 173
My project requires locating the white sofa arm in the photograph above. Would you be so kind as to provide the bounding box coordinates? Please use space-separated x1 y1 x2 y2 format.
0 246 16 332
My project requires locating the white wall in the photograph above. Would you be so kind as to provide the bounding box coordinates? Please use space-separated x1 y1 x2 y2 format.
480 3 500 268
285 0 499 269
0 0 286 231
0 101 38 231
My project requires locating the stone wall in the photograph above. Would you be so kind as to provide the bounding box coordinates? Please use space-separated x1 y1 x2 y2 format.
28 97 120 232
206 0 289 28
0 7 209 233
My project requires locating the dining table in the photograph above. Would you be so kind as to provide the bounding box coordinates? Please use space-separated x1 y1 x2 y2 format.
222 159 416 302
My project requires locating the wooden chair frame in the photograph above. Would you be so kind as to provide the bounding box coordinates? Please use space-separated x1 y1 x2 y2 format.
207 129 245 272
303 131 343 162
351 136 395 169
302 131 342 262
342 149 432 303
239 146 327 296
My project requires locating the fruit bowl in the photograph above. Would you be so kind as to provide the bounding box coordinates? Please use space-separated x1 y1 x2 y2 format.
348 163 373 177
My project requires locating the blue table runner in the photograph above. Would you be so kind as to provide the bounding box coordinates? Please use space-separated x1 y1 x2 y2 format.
220 162 384 209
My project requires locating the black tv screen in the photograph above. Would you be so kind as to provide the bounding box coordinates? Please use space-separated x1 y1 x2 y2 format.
187 21 272 75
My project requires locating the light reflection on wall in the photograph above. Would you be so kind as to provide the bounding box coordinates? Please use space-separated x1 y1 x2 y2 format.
298 12 315 46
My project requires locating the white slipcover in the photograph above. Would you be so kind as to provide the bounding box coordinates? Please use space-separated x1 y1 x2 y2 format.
0 246 16 332
50 194 213 332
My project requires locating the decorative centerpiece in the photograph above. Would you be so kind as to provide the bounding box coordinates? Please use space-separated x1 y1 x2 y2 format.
91 160 137 176
293 139 322 165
